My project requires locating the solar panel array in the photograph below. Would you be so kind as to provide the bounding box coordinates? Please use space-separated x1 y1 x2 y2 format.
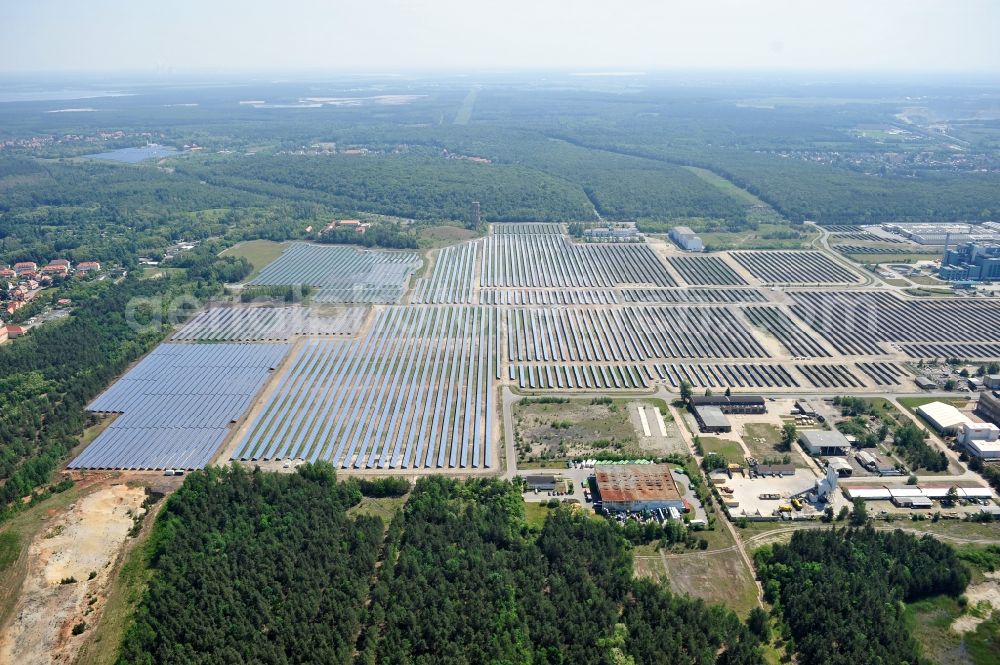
411 241 479 304
790 291 1000 356
233 305 498 470
172 305 367 341
482 234 676 287
731 250 859 284
248 243 420 303
70 344 289 470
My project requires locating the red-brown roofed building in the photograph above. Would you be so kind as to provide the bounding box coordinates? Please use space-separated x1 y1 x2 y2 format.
42 263 69 276
13 261 37 275
0 268 15 280
75 261 101 274
594 464 685 513
5 325 24 338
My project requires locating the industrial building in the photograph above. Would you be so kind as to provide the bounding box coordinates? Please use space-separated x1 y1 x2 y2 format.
956 422 1000 459
884 222 1000 246
583 224 640 242
669 226 704 252
524 475 559 491
826 457 853 477
799 430 851 456
845 485 995 505
594 464 686 513
976 391 1000 427
915 376 937 391
689 395 765 433
939 241 1000 282
917 401 972 434
795 400 819 417
855 450 901 475
694 405 731 433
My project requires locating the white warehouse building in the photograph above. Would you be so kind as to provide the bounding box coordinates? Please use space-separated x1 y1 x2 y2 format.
916 401 972 435
957 421 1000 459
669 226 704 252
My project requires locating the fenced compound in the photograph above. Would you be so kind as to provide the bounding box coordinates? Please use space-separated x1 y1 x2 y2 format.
482 234 676 288
796 363 866 388
248 243 420 303
70 343 290 470
505 306 768 363
233 306 499 470
412 241 479 304
731 250 859 284
790 291 1000 357
172 305 366 341
653 363 799 389
667 255 747 286
743 306 830 357
622 288 766 304
855 362 907 386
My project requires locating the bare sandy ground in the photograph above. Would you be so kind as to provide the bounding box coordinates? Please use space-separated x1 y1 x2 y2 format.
0 484 145 664
952 570 1000 634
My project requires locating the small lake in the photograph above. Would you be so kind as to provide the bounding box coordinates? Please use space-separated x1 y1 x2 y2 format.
86 146 178 163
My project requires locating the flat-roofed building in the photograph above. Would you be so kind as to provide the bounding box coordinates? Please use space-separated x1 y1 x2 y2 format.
594 464 685 513
694 405 731 433
524 475 559 491
976 392 1000 427
799 429 851 456
957 422 1000 459
917 401 972 434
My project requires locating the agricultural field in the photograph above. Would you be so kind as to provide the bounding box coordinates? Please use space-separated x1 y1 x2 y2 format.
482 233 676 287
172 305 367 341
248 242 421 303
69 344 290 470
731 250 860 284
232 305 499 470
790 291 1000 358
667 255 747 286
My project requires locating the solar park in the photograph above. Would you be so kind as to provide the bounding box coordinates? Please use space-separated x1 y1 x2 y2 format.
69 223 1000 472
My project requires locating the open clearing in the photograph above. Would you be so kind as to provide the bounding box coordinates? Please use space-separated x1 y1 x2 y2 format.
220 239 289 278
513 398 679 462
661 549 760 617
0 484 146 665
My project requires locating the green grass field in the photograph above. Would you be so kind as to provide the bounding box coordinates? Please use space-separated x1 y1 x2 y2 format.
697 436 745 465
220 239 289 278
898 396 969 414
682 166 763 205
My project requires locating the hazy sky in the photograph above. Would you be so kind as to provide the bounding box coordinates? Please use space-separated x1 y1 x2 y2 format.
2 0 999 74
